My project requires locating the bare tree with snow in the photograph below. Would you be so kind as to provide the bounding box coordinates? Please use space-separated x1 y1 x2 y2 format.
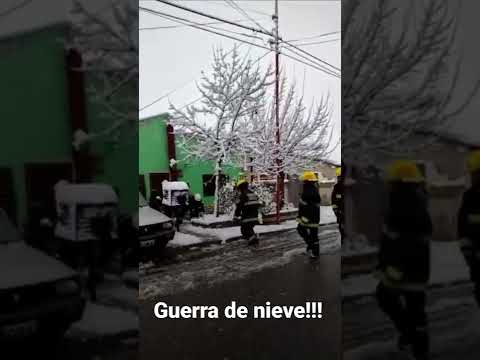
246 77 335 180
69 0 138 148
169 46 273 216
342 0 480 168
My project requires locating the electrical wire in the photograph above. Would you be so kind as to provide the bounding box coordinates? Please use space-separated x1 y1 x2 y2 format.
140 7 273 51
140 17 266 31
153 0 273 36
286 31 340 43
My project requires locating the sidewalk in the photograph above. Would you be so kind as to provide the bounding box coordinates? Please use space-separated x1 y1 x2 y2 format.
168 206 338 249
342 241 471 300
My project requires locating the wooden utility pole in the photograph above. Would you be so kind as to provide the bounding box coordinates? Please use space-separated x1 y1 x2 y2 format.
273 0 284 224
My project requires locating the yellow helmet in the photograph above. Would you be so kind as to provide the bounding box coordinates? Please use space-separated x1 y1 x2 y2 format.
301 171 318 182
386 160 424 183
236 178 248 187
467 150 480 174
336 167 341 177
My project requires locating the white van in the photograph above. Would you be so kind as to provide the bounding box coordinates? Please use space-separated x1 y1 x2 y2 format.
137 192 175 262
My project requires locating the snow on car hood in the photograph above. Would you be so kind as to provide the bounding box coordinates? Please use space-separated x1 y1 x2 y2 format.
0 242 76 290
138 205 171 227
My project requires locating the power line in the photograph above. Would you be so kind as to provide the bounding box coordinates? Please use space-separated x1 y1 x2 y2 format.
281 47 340 78
140 7 273 51
224 0 271 35
140 17 266 31
0 0 33 17
286 31 340 43
280 39 340 73
153 0 273 36
143 8 265 41
294 38 340 47
141 7 339 78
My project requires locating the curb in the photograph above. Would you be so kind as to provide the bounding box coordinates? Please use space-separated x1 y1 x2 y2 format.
171 222 339 252
342 278 472 302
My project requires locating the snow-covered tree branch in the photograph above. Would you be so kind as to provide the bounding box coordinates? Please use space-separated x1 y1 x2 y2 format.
245 76 335 177
69 0 138 148
342 0 480 167
169 46 273 216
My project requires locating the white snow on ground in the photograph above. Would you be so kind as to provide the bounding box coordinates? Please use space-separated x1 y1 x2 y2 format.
140 230 340 300
342 241 470 298
168 231 204 247
181 206 338 245
191 213 235 226
67 302 138 339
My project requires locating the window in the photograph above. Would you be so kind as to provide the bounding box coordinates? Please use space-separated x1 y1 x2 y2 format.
202 174 228 197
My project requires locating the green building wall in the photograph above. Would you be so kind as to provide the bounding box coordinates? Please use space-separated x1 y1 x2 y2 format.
0 24 137 223
138 116 241 206
0 25 72 223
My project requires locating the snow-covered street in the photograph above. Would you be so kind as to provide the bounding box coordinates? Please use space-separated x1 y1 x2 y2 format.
343 282 479 359
140 228 341 360
141 224 340 299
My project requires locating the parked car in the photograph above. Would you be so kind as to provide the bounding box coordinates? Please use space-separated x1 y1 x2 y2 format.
137 192 175 262
0 209 85 345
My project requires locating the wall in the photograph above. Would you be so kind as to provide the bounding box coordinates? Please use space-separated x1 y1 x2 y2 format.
0 24 72 223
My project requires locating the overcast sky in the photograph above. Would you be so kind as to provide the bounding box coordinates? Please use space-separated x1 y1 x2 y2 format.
1 0 478 160
139 0 342 162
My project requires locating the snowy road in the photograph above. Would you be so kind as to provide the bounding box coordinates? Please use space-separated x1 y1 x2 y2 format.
343 283 480 359
140 229 341 360
140 225 340 300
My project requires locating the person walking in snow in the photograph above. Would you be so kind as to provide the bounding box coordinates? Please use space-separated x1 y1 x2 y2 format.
375 160 432 360
458 150 480 308
189 193 205 218
331 166 345 243
297 171 321 259
234 179 262 246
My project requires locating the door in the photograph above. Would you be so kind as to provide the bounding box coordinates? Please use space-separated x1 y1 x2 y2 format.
0 168 16 224
24 163 73 217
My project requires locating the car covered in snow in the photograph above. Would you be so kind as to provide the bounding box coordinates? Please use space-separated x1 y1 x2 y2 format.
137 192 175 261
0 209 85 344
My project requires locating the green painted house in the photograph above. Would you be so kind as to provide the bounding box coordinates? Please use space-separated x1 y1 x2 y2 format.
0 23 137 225
139 114 241 207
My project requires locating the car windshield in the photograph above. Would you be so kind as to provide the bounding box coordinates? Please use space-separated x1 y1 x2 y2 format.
139 192 148 207
0 209 21 244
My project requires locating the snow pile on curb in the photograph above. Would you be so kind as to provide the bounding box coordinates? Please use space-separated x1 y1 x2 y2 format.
67 302 138 339
342 242 470 298
168 232 204 247
180 207 338 246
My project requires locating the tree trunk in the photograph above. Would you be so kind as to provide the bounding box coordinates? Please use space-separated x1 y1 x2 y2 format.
213 160 222 217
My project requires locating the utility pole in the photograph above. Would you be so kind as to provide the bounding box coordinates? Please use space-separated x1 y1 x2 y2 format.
273 0 284 224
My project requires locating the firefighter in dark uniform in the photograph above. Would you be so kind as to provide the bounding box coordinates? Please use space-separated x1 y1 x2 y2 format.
331 166 344 242
458 150 480 307
375 160 432 360
234 179 262 246
297 171 321 259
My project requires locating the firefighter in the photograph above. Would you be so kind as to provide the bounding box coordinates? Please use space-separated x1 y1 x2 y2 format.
189 193 205 219
297 171 321 259
331 166 344 242
234 179 262 246
458 150 480 307
375 160 432 360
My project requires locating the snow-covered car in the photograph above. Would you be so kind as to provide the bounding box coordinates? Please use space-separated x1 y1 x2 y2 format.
137 192 175 261
0 209 85 343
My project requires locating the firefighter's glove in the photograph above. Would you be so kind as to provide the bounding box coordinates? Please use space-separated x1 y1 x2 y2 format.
386 266 403 281
301 216 309 223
